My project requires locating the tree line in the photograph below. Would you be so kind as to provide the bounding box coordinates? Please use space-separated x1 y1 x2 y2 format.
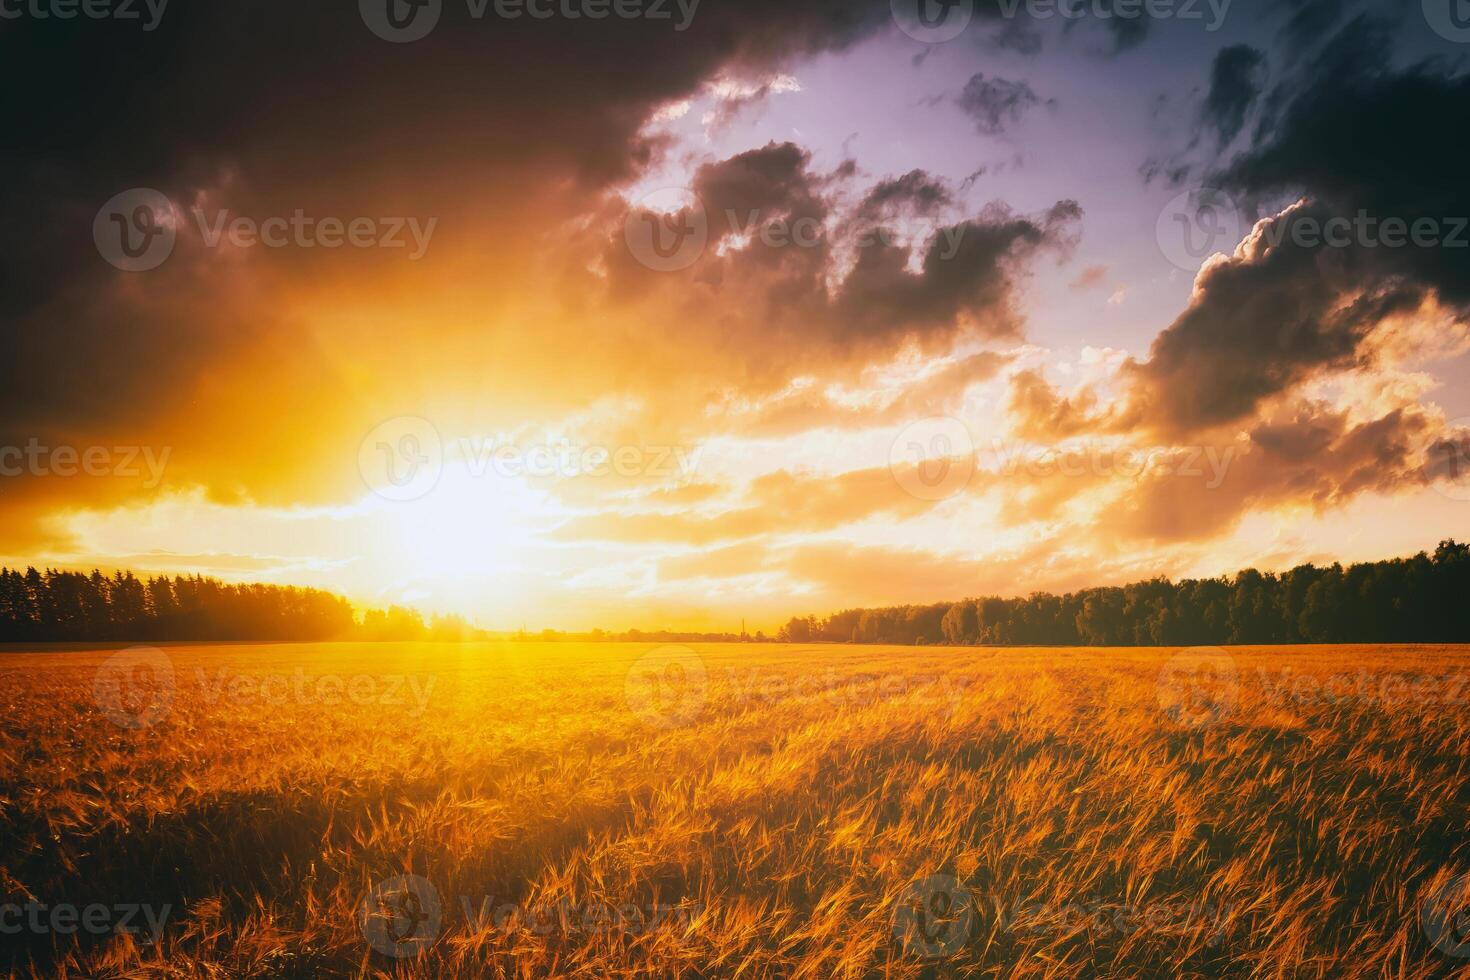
776 541 1470 647
0 568 478 643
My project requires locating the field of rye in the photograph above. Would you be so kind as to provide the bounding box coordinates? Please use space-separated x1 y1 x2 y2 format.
3 641 1470 977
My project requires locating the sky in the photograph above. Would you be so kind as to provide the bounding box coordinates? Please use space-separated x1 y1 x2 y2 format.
3 0 1470 631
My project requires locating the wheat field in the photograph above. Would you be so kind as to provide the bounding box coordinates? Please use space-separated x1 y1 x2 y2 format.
3 641 1470 977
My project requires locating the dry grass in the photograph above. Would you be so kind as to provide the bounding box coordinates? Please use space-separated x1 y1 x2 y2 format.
2 641 1470 977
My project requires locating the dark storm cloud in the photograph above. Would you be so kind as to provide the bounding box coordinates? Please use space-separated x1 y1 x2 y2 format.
1125 201 1427 437
956 73 1051 136
1201 45 1265 148
1218 16 1470 308
1111 16 1470 440
0 0 900 509
602 142 1081 365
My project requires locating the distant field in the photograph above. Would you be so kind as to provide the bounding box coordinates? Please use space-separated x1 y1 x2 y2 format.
3 641 1470 977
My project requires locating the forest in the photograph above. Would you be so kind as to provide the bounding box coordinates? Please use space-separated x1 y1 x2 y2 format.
776 541 1470 647
0 568 474 642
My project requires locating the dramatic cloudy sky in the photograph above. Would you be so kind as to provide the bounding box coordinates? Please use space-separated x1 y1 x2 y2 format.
4 0 1470 629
